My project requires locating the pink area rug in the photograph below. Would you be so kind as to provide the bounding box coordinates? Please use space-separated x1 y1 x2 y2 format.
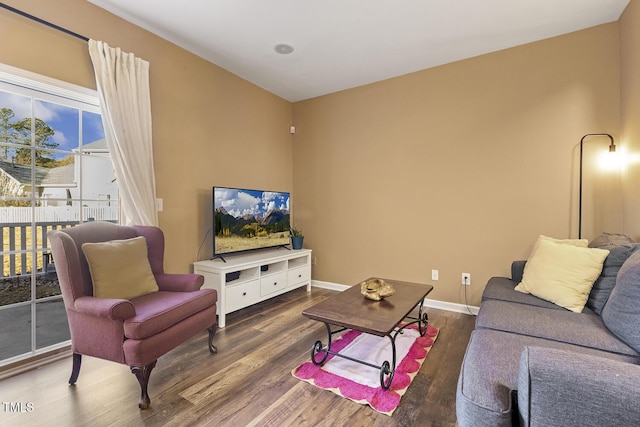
292 323 439 415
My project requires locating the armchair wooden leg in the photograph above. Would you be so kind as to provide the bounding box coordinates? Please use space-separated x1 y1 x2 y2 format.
69 353 82 385
130 361 157 410
208 324 218 354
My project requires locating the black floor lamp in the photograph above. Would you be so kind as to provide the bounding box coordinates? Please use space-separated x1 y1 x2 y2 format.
578 133 616 239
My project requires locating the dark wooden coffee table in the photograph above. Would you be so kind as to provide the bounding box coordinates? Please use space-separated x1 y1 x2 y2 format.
302 278 433 389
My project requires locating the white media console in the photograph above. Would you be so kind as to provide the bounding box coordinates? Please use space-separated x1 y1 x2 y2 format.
193 248 312 327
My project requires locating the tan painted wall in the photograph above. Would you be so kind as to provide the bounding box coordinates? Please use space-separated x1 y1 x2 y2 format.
1 1 626 307
0 0 294 273
620 0 640 240
293 24 621 306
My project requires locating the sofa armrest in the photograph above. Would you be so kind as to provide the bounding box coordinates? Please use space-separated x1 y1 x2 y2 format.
518 346 640 427
155 273 204 292
74 296 135 320
511 260 526 283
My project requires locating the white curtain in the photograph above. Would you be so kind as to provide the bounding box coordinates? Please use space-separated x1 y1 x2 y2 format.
88 39 158 226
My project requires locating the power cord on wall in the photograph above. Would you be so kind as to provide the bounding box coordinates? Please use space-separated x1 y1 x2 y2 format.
462 276 476 316
195 226 213 262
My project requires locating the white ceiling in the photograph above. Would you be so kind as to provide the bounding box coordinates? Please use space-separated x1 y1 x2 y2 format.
86 0 630 102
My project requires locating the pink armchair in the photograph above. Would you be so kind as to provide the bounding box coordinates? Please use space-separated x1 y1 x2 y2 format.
47 221 217 409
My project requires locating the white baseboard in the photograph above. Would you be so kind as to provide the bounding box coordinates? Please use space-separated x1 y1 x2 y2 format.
311 280 479 316
311 280 349 291
0 348 71 381
423 298 479 316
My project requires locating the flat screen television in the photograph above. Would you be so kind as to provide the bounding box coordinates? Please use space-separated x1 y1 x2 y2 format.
213 186 291 260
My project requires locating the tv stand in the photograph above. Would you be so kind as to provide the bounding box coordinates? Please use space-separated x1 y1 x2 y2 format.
194 248 312 327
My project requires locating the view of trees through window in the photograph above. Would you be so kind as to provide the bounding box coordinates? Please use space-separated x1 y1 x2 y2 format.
0 66 120 365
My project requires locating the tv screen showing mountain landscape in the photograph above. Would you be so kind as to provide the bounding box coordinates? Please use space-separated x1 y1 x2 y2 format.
213 187 291 256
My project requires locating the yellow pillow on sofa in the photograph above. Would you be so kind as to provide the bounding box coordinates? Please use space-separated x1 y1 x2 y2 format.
528 235 588 257
82 236 159 299
515 238 609 312
515 235 588 293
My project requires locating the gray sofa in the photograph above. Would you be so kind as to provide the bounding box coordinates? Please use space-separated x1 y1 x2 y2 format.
456 240 640 426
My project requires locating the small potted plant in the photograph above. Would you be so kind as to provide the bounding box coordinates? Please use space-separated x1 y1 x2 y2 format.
290 226 304 250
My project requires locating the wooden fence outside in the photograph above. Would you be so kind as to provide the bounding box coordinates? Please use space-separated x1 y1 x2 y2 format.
0 206 118 223
1 207 118 277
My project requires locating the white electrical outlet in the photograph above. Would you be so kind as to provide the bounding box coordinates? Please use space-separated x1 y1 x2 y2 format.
431 269 439 281
462 273 471 286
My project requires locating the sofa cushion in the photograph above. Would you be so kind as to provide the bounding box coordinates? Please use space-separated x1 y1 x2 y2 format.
124 289 217 340
482 277 576 311
82 236 159 299
602 249 640 353
510 242 640 315
515 238 609 312
588 232 635 249
510 260 527 283
476 300 638 356
586 243 640 314
456 329 638 427
518 347 640 427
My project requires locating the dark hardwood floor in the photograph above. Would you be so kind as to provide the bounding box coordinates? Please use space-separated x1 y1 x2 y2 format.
0 287 475 427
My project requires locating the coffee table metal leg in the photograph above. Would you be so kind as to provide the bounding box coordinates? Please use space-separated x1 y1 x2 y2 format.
311 322 333 365
380 334 396 390
310 322 399 390
417 299 429 336
401 298 429 337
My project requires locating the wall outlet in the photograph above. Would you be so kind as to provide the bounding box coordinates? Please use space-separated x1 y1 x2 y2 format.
312 256 317 266
462 273 471 286
431 269 439 281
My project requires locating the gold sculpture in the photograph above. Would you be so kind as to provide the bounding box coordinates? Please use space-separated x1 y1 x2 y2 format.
360 278 396 301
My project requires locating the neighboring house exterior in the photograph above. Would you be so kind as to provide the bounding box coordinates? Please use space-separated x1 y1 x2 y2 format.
70 139 118 207
0 139 118 207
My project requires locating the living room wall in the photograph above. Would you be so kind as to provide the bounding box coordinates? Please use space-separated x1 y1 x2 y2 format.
292 23 621 306
0 0 293 273
1 1 627 308
620 0 640 240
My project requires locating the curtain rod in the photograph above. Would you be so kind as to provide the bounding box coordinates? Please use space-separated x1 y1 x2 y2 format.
0 2 89 42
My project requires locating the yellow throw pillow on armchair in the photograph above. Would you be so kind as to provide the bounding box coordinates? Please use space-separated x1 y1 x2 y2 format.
82 236 159 299
515 238 609 312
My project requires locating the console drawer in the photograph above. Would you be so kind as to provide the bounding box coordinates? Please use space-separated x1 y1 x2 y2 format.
226 280 260 313
288 266 310 286
260 271 288 296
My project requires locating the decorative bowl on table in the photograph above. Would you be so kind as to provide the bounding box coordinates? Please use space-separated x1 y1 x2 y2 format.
360 278 396 301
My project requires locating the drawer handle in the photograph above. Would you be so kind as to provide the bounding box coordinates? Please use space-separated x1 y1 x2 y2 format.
273 282 278 286
242 292 247 296
298 274 302 278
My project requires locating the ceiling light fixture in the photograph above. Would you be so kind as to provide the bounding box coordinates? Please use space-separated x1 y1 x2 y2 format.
274 43 294 55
